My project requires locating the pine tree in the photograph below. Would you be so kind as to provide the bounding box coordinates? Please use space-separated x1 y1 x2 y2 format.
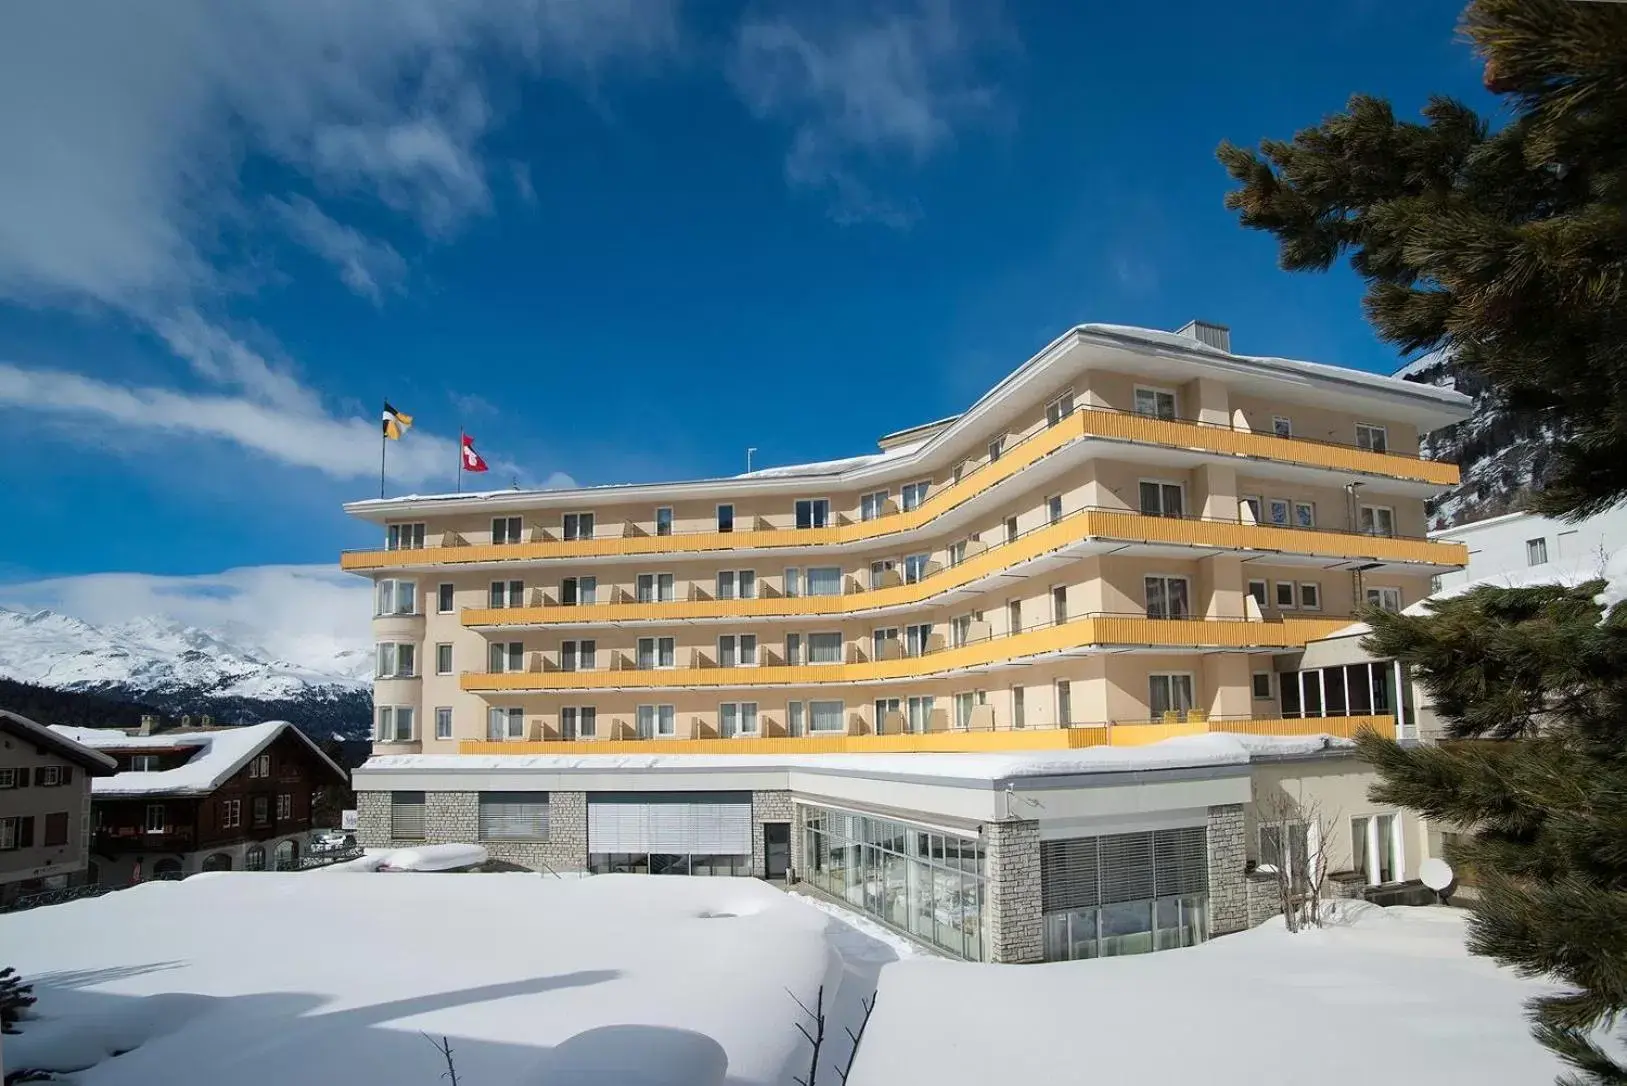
1217 2 1627 1081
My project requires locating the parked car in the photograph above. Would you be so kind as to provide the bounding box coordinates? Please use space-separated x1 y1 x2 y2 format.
310 829 355 852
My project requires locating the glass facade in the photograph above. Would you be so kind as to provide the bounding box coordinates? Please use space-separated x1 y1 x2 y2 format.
589 853 751 876
1040 827 1210 962
800 804 987 960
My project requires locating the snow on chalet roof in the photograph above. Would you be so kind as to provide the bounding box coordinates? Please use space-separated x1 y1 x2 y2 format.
359 733 1355 784
0 710 118 773
48 720 343 797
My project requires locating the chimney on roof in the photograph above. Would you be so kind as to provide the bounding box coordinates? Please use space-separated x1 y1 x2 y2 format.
1176 320 1231 353
138 714 159 736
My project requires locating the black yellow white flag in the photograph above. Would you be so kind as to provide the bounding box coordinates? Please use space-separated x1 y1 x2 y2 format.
382 402 414 440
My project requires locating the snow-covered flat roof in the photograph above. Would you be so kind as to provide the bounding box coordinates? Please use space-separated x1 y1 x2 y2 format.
50 720 345 797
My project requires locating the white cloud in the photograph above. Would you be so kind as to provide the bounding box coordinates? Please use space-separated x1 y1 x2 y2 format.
729 1 1007 225
0 564 370 674
269 197 408 303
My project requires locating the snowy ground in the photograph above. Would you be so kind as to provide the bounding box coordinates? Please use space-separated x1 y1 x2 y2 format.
2 877 1575 1086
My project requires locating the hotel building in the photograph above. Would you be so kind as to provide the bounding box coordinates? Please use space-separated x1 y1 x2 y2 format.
344 321 1472 961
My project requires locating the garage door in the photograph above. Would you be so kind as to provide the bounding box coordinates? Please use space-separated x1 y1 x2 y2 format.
588 792 753 854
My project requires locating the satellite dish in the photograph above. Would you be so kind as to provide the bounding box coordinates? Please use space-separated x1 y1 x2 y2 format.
1420 857 1454 892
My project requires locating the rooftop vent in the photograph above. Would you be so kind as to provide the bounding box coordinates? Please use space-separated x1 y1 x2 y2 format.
1176 320 1231 353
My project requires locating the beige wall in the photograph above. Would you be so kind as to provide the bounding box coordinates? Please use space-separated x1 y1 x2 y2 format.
0 738 94 890
1248 757 1426 885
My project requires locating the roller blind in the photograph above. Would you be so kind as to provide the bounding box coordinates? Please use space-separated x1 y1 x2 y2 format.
1041 827 1210 912
391 791 425 839
479 791 550 840
587 795 752 854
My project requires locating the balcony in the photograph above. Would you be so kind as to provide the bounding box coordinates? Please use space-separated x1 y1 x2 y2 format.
93 827 194 852
340 405 1461 572
461 506 1463 628
457 713 1395 756
459 612 1358 693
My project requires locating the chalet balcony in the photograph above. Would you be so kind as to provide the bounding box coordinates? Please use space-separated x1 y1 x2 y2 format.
94 827 196 853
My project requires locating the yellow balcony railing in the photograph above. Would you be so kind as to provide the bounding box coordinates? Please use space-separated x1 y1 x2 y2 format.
459 613 1357 693
340 406 1460 571
463 508 1463 628
455 714 1391 756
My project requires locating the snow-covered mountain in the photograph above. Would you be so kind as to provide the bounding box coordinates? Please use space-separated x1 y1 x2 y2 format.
0 602 370 706
1398 352 1555 530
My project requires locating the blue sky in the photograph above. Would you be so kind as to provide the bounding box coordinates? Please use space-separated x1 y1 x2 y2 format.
0 0 1492 629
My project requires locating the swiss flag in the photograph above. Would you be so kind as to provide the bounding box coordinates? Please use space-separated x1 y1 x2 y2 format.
461 433 489 473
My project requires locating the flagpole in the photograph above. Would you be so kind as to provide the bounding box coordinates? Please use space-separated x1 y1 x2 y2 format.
457 428 464 494
379 402 387 499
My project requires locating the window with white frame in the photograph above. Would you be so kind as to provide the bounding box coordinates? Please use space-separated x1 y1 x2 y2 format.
905 623 933 657
716 504 735 532
1012 685 1026 728
1051 585 1068 624
948 539 967 567
559 706 596 740
809 700 844 734
1267 498 1291 527
1365 586 1403 613
1259 820 1309 877
783 567 802 597
718 634 757 667
488 641 524 673
655 507 674 536
951 613 972 648
900 481 929 511
1046 390 1075 426
1007 598 1022 634
787 700 806 737
560 576 596 605
717 569 756 600
375 579 416 616
1149 673 1195 717
872 698 900 733
435 643 453 675
872 628 899 660
386 523 425 551
251 754 271 778
1272 416 1292 437
906 695 935 733
808 632 842 664
1355 424 1388 453
1350 813 1401 885
1298 582 1321 611
1056 680 1072 725
1526 537 1548 566
987 437 1004 462
145 804 166 833
1133 386 1178 420
806 567 841 596
1252 672 1273 700
1241 496 1263 523
720 702 759 737
1247 580 1268 610
1294 501 1316 529
903 553 931 584
1145 575 1190 619
637 636 676 669
489 579 524 608
562 512 594 540
220 799 241 829
375 642 416 678
1139 481 1184 518
130 754 159 772
868 559 896 590
277 794 292 821
253 797 269 828
1358 505 1396 537
795 498 830 529
377 706 415 742
636 572 676 603
435 707 453 740
636 704 675 738
860 490 889 521
784 632 803 665
437 583 455 613
561 639 596 671
1005 516 1019 543
1275 581 1297 609
1047 494 1064 524
492 516 523 545
954 691 976 729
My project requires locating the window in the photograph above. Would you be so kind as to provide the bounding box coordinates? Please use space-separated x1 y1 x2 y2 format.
1358 505 1395 537
1298 582 1321 611
244 844 267 870
948 539 968 567
485 707 525 741
905 623 933 657
1046 390 1075 426
1241 496 1262 523
1294 501 1315 529
872 627 899 660
1355 424 1388 453
655 506 673 536
1007 598 1022 635
43 812 68 847
987 437 1004 462
435 643 453 675
808 632 842 664
437 583 455 614
1051 585 1068 625
37 765 66 787
1056 680 1072 726
1047 494 1064 525
783 568 802 597
220 799 241 829
637 636 676 669
1252 672 1273 700
719 702 759 737
1133 386 1178 420
795 498 830 529
1012 686 1026 728
560 707 597 740
253 797 270 827
1351 814 1400 884
386 522 425 550
489 579 524 608
636 704 677 738
0 768 14 789
1365 587 1403 613
560 576 597 605
951 613 972 648
562 512 594 541
276 794 292 821
561 639 597 671
1148 674 1195 717
1138 481 1184 518
376 706 415 742
806 567 841 596
1247 580 1268 610
488 641 524 673
1267 499 1291 527
130 754 159 772
872 698 900 733
374 579 416 616
1144 576 1190 619
492 516 522 545
1259 820 1308 877
809 700 844 734
1526 537 1549 566
391 792 426 840
717 569 756 599
1005 516 1019 544
1272 415 1292 437
375 642 416 678
718 634 757 667
952 462 965 486
906 695 935 733
903 553 931 584
788 701 806 737
868 559 896 590
900 481 929 512
435 707 453 740
146 804 166 833
636 572 676 603
860 490 889 521
0 817 23 850
249 754 271 778
716 504 735 532
1274 581 1297 610
480 792 550 840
